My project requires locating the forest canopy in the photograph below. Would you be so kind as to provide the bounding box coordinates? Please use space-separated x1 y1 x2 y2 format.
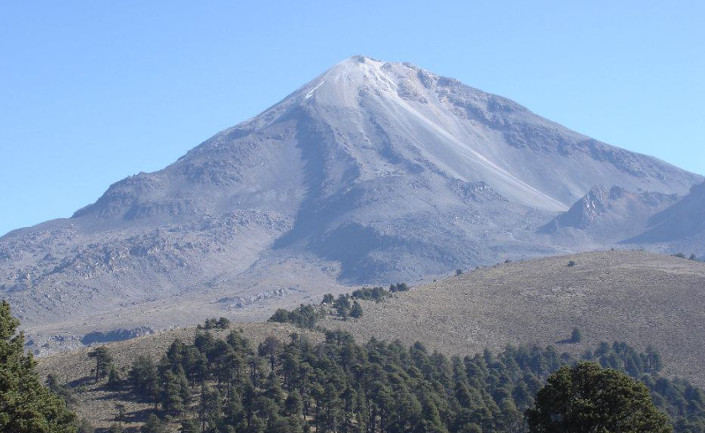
113 326 705 433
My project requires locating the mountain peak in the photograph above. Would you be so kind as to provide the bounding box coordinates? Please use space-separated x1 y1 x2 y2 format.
1 58 701 344
295 55 426 107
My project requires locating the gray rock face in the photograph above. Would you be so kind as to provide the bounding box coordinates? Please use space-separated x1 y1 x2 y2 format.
1 56 701 342
539 185 680 244
625 181 705 250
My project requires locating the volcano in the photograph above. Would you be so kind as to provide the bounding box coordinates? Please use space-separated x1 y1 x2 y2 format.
1 56 700 347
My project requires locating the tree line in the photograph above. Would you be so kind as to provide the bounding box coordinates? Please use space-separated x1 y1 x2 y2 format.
269 284 409 329
110 327 705 433
2 297 705 433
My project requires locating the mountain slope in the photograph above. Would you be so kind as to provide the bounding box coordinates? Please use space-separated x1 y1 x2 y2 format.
625 181 705 254
322 250 705 387
538 185 679 245
0 56 700 346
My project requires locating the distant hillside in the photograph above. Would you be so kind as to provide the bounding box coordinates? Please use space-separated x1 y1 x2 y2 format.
538 185 679 245
321 250 705 387
626 181 705 249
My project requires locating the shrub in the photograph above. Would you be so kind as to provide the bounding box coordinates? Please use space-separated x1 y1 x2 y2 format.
570 327 582 343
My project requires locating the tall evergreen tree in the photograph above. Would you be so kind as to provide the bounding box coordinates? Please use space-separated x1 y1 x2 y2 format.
350 301 363 319
0 300 77 433
129 355 159 406
87 346 113 383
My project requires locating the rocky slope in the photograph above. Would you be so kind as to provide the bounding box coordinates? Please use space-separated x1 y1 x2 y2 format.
538 185 680 246
1 56 701 347
625 181 705 251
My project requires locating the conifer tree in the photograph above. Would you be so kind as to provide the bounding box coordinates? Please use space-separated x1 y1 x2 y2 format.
88 346 113 383
129 355 159 406
0 300 77 433
350 301 363 318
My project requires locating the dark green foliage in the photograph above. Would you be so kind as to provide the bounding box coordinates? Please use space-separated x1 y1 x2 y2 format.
129 355 159 404
121 324 705 433
350 286 390 302
141 413 167 433
0 300 78 433
334 294 351 319
275 285 408 327
350 301 363 318
47 373 76 405
389 282 409 292
180 418 200 433
567 260 576 267
570 327 582 343
107 366 122 389
527 362 671 432
198 317 232 330
268 304 324 328
87 346 113 383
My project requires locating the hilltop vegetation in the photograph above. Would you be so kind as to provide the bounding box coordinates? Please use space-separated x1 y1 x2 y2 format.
268 284 408 328
42 324 705 433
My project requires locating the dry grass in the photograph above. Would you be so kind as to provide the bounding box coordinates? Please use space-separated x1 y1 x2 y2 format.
322 250 705 386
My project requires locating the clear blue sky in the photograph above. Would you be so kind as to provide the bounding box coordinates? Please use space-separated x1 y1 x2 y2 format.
1 1 703 236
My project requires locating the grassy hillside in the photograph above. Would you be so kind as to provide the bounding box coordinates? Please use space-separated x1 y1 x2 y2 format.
36 250 705 430
37 322 324 430
321 250 705 386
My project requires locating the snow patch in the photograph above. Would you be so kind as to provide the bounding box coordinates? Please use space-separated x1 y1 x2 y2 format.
305 81 325 99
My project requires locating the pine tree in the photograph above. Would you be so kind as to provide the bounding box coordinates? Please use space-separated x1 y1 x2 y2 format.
107 366 121 389
258 335 282 372
47 373 76 405
350 301 363 318
88 346 113 383
570 327 582 343
0 300 78 433
129 355 159 406
160 370 185 415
